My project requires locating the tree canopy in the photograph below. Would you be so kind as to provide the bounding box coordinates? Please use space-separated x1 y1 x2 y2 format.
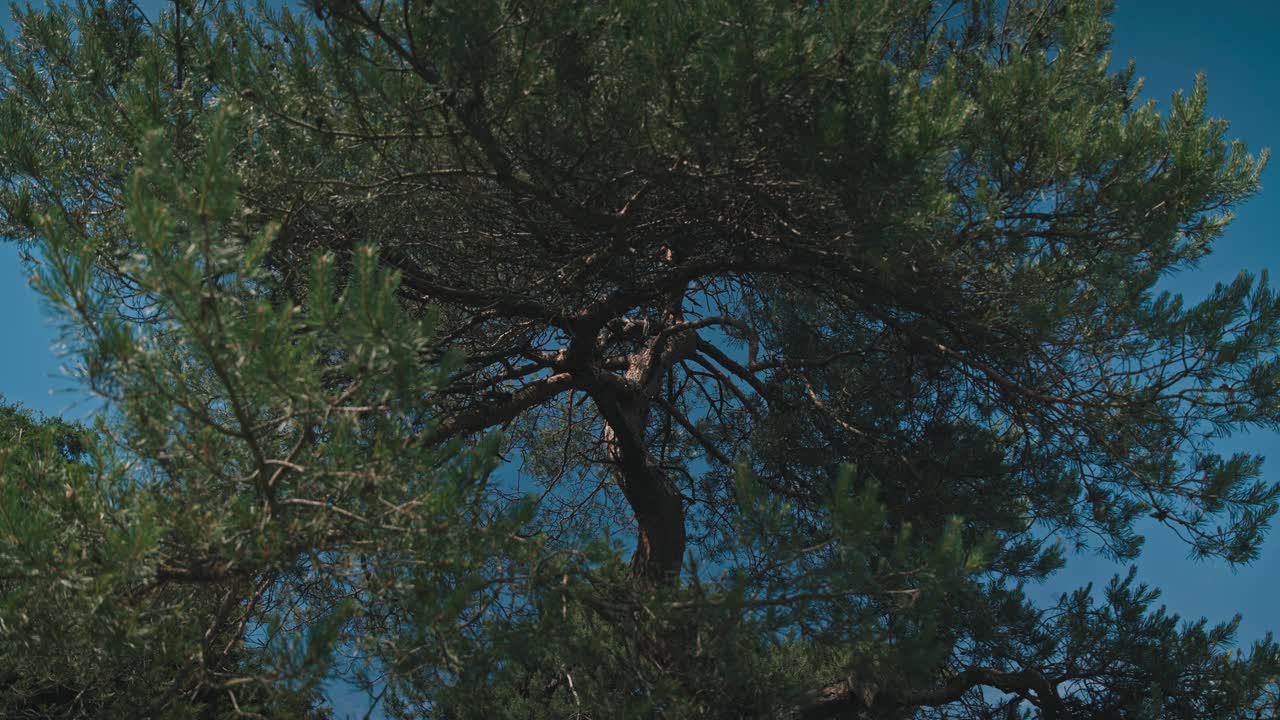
0 0 1278 717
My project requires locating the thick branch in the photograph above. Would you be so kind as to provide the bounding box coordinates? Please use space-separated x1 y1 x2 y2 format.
800 667 1063 720
586 372 686 585
427 372 578 443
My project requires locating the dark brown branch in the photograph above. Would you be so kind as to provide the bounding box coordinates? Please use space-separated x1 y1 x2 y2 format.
800 667 1063 720
427 372 578 444
584 373 686 585
383 247 556 320
693 340 771 398
654 396 735 468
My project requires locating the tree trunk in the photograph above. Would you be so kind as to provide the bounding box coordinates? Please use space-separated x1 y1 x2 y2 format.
594 384 687 585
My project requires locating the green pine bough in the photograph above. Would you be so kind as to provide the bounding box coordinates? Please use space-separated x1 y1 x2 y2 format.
1 0 1277 717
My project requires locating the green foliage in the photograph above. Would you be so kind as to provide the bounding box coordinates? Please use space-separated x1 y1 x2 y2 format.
0 0 1278 718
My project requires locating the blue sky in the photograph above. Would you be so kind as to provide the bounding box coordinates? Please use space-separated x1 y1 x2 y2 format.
1028 0 1280 645
0 1 1277 712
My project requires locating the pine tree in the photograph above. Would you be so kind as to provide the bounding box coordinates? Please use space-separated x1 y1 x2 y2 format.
1 0 1278 717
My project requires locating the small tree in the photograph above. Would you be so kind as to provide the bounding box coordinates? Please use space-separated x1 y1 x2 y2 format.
1 0 1278 717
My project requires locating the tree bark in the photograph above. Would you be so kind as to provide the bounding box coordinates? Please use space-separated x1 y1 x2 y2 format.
581 295 699 585
591 379 687 585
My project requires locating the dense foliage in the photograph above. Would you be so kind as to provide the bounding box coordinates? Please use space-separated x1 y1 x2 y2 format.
1 0 1278 717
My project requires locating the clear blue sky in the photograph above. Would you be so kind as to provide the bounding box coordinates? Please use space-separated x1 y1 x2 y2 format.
0 1 1276 709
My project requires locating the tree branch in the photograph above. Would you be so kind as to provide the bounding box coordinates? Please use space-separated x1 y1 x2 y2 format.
426 372 578 443
799 666 1064 720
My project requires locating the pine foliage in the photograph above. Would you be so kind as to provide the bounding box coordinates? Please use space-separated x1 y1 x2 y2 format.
1 1 1278 717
